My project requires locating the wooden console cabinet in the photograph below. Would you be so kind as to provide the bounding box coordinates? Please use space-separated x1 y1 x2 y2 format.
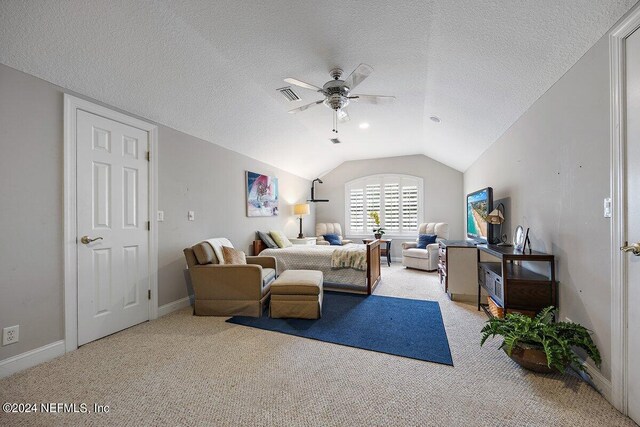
438 240 478 302
477 245 557 317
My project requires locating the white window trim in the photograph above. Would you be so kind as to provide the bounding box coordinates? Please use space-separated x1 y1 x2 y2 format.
345 173 424 238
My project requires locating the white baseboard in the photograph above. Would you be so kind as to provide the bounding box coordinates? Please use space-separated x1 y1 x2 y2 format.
581 362 612 402
158 296 192 317
0 340 65 379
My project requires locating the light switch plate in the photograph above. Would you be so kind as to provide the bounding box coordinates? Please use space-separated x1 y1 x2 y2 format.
604 198 612 218
188 211 195 221
157 210 164 222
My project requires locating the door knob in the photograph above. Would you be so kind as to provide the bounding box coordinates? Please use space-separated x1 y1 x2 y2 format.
621 242 640 256
80 236 103 245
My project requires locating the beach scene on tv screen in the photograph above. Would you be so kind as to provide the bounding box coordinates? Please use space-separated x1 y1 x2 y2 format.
467 190 488 239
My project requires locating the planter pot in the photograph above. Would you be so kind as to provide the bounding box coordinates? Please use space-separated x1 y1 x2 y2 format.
506 343 555 373
374 234 382 239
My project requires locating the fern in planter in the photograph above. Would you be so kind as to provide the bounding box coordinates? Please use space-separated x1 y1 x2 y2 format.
480 307 601 375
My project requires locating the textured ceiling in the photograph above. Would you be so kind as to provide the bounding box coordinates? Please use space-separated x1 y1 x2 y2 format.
0 0 636 179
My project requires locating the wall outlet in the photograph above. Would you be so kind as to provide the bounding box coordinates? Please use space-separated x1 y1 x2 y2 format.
188 211 195 221
2 325 19 345
157 210 164 222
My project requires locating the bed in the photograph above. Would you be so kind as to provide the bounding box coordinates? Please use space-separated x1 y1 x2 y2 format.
252 240 381 294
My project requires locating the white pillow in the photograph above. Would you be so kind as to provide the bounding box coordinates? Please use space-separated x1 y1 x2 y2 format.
205 238 233 264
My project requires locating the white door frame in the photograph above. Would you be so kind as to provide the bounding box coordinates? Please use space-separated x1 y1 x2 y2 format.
609 5 640 414
63 94 159 353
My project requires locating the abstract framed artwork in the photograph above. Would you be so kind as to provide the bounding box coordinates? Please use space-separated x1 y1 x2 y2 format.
246 171 279 217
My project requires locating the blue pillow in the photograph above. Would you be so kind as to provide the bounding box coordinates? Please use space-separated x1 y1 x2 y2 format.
323 233 342 245
416 234 437 249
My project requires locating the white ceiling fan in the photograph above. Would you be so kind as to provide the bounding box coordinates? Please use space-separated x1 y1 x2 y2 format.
284 63 395 133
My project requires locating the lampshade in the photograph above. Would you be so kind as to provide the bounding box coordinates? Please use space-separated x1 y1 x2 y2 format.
294 203 310 216
487 208 505 225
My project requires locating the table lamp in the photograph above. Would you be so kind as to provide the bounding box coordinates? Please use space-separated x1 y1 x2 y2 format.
487 203 507 245
294 203 310 238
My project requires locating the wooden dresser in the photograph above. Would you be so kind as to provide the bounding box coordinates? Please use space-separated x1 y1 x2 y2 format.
438 240 478 302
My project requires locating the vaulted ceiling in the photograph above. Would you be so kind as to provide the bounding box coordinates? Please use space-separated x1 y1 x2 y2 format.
0 1 635 179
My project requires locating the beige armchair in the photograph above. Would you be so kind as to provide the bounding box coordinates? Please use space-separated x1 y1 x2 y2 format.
402 223 449 271
184 238 277 317
315 222 353 245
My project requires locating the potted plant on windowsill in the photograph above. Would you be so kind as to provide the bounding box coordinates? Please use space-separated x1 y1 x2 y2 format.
368 212 385 239
480 307 601 375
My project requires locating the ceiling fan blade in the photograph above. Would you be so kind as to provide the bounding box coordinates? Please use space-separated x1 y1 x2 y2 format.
337 109 350 123
350 94 396 104
284 78 322 92
343 63 374 90
288 100 324 114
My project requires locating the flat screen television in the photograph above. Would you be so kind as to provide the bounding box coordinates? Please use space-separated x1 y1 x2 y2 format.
466 187 493 243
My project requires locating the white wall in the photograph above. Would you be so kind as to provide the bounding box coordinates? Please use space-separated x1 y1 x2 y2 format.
316 155 464 259
0 63 313 361
464 35 613 379
157 126 314 305
0 64 64 363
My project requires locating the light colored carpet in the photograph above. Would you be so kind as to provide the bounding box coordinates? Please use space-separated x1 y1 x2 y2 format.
0 265 635 426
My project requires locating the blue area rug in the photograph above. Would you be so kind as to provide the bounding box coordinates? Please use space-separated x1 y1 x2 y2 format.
227 292 453 366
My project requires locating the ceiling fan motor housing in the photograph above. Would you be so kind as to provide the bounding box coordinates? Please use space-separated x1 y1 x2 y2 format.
322 79 350 110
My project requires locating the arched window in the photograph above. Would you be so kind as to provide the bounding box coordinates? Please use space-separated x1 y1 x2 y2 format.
345 174 424 236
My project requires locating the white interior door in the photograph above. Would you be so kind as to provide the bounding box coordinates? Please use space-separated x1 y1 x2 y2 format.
76 110 150 346
625 26 640 424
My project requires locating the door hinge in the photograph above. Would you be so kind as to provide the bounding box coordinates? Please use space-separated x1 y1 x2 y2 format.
148 289 151 300
146 151 150 161
146 221 150 231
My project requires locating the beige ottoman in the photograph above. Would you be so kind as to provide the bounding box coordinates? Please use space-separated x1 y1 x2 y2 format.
269 270 323 319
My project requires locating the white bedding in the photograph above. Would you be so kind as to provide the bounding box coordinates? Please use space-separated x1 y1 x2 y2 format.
260 244 368 290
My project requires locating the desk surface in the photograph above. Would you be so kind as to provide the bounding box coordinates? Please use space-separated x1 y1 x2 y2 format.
477 244 553 260
440 240 477 248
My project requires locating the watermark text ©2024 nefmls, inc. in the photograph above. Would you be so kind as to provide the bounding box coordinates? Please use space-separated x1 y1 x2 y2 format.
3 402 110 414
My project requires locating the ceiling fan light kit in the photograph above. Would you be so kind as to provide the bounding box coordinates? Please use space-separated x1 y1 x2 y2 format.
284 63 395 134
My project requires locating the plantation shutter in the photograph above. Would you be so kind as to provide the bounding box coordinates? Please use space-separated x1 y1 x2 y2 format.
345 175 423 235
384 183 400 231
349 188 364 232
365 184 381 230
401 185 419 231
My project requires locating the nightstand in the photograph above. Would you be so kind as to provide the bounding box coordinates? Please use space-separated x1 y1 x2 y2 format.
289 237 317 245
362 239 392 266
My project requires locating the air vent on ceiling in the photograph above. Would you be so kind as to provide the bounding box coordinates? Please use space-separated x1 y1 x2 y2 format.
330 138 341 144
276 86 300 102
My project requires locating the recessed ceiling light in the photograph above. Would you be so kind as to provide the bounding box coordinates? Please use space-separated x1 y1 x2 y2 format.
429 116 441 123
359 122 370 129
